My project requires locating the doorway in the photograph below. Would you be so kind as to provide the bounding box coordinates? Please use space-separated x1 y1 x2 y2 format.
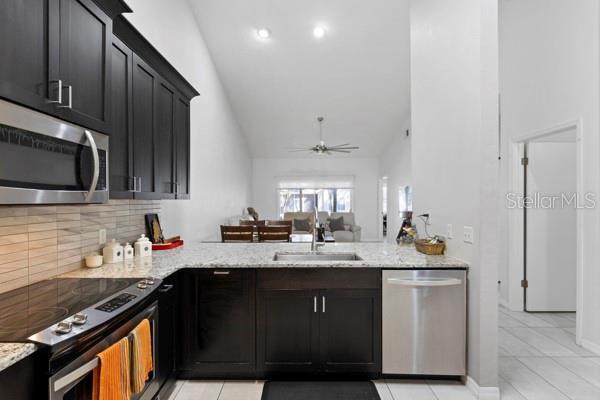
507 121 583 329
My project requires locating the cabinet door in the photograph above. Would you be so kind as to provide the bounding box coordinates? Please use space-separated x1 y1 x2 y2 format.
156 274 178 394
180 270 256 378
131 54 161 199
57 0 111 132
0 0 53 112
155 80 176 198
319 289 381 375
109 36 133 198
257 289 320 376
174 96 191 199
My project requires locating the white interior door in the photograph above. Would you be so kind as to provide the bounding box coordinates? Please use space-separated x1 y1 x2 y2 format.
526 141 576 311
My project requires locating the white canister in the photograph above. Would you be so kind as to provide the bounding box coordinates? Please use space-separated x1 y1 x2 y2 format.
124 242 134 260
135 234 152 258
102 239 124 264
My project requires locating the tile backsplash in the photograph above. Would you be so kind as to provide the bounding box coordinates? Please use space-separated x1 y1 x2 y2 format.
0 200 161 293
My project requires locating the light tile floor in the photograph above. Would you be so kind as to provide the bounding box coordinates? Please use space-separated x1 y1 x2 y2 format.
168 306 598 400
168 379 477 400
499 305 600 400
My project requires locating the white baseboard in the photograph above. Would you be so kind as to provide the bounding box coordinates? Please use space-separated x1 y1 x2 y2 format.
581 338 600 355
466 376 500 400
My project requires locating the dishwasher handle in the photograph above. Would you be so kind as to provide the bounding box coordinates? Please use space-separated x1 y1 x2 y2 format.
386 277 462 287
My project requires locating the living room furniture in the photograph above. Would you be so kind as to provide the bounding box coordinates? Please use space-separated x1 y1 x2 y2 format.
328 212 362 242
290 233 335 243
267 220 292 227
220 225 254 242
257 226 292 242
283 212 329 234
240 220 266 226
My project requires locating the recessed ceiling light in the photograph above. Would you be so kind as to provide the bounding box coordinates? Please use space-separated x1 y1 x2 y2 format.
313 26 326 38
256 28 271 39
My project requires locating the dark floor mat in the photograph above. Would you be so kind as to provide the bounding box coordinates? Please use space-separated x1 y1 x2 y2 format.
261 381 381 400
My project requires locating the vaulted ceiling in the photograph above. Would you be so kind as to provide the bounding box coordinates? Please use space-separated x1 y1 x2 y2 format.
189 0 410 158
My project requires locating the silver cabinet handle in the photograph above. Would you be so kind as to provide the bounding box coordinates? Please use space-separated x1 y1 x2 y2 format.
213 271 230 275
48 80 63 104
314 296 317 313
322 296 326 313
130 176 137 192
58 85 73 109
137 177 142 192
158 284 174 293
83 130 99 203
386 278 462 287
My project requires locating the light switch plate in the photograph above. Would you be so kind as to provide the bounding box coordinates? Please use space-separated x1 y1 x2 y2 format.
99 229 106 245
446 224 453 239
463 226 474 244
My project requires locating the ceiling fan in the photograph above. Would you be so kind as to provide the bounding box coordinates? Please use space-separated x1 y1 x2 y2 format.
287 117 360 155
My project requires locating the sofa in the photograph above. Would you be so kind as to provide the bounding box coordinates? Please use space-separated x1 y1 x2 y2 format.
283 211 362 242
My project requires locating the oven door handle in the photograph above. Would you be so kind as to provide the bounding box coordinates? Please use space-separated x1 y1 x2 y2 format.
84 129 99 203
53 358 99 392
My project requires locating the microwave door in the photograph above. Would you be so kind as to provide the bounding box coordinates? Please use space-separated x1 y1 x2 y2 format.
0 98 108 204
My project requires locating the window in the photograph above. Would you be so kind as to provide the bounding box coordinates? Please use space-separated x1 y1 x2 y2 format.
399 185 412 213
278 188 353 218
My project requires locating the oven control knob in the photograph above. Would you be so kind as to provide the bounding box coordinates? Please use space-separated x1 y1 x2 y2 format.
72 313 88 325
144 278 155 285
137 282 148 289
55 321 73 335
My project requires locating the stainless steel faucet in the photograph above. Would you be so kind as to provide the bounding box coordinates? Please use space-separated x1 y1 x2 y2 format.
311 207 325 252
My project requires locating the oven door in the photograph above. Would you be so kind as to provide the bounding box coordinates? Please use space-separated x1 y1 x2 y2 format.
0 99 108 204
49 302 158 400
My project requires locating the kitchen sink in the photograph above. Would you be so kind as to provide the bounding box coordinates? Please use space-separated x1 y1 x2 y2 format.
273 252 363 262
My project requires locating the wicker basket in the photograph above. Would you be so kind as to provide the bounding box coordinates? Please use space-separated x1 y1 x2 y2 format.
415 239 446 255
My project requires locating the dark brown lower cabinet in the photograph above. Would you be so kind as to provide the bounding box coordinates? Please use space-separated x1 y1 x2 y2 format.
257 289 320 376
179 269 256 378
319 289 381 375
256 269 382 378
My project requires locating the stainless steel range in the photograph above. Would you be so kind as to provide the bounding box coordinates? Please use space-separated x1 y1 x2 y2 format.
0 277 163 400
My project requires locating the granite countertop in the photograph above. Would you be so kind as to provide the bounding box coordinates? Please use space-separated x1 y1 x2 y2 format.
0 343 37 372
0 242 467 372
61 241 468 280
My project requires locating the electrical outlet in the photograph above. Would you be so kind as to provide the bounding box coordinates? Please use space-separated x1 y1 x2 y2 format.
446 224 453 239
98 229 106 245
463 226 474 244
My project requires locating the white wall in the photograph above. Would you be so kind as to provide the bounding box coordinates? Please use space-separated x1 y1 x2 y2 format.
410 0 499 391
379 120 411 241
499 0 600 352
124 0 253 241
252 158 380 240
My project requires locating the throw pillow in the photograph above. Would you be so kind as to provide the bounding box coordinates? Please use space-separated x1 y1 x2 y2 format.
293 218 311 232
328 216 346 232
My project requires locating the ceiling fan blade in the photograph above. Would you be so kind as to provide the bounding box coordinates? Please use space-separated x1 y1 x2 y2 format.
328 143 351 148
328 149 351 153
287 149 312 153
331 146 359 150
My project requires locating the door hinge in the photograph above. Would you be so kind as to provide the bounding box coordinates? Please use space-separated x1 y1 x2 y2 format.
521 279 529 288
521 157 529 166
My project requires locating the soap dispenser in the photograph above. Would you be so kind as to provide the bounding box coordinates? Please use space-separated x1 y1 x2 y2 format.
135 234 152 258
103 239 124 264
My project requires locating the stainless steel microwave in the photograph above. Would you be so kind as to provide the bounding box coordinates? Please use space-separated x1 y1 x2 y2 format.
0 99 108 204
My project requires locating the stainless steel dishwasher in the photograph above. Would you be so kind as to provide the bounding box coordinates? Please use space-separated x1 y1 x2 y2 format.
382 269 467 376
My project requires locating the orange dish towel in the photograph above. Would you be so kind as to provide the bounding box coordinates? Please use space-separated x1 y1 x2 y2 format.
92 337 131 400
130 319 153 394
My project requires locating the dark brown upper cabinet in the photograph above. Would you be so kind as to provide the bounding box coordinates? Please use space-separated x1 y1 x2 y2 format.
109 35 134 197
0 0 130 133
0 0 53 113
110 16 198 201
53 0 112 133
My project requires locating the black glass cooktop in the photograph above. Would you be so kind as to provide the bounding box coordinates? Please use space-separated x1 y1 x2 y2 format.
0 278 140 342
